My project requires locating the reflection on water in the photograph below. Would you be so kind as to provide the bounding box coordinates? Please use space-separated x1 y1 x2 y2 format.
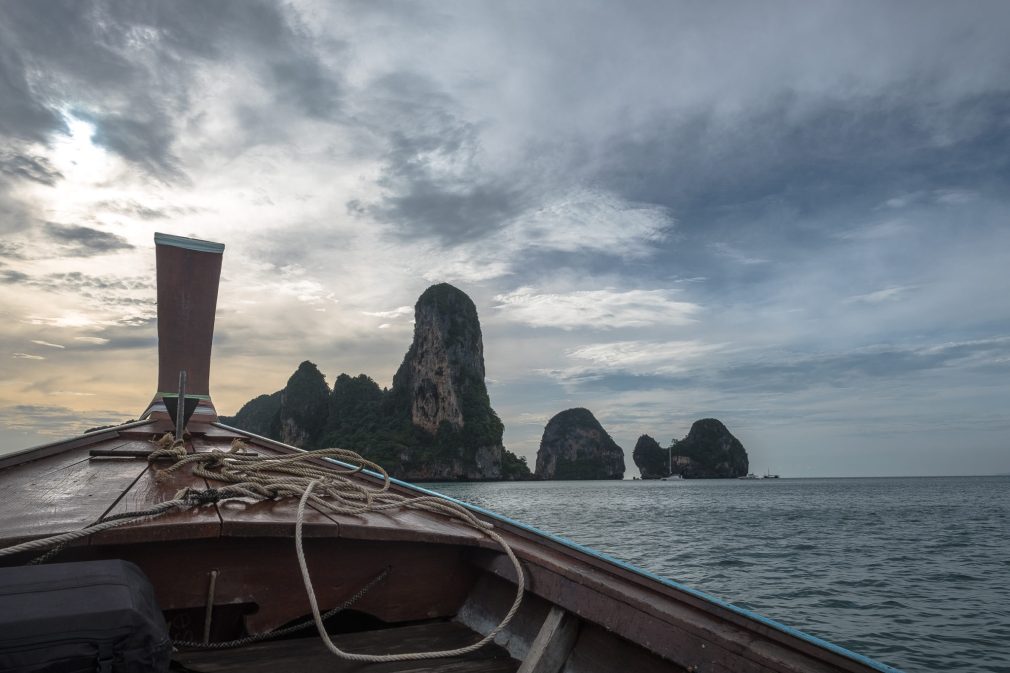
428 476 1010 673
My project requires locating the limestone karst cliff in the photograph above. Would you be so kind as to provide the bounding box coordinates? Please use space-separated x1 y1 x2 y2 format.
670 418 748 478
632 434 668 479
278 361 329 447
221 283 531 481
535 408 625 480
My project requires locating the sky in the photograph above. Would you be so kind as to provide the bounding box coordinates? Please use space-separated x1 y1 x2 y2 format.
1 1 1009 476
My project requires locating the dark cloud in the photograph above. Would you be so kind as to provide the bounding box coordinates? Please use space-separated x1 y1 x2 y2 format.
0 270 30 284
43 223 134 256
595 90 1010 239
562 338 1010 395
84 111 185 179
355 72 528 242
0 270 152 291
0 243 28 261
0 151 63 186
95 200 176 220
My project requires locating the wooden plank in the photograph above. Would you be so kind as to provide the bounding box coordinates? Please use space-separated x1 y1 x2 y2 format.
0 439 148 547
463 519 879 673
469 547 822 673
561 623 687 673
328 508 486 547
89 440 222 545
517 606 580 673
174 620 518 673
86 537 478 634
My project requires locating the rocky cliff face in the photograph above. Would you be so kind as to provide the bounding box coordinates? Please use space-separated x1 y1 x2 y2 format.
223 284 531 481
387 283 511 480
392 284 486 435
632 434 668 479
670 418 748 478
535 408 625 480
278 361 330 447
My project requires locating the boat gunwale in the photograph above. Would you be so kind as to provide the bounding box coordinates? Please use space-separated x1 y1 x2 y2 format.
0 419 155 471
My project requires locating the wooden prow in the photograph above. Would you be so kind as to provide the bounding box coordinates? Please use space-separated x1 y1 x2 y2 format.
142 233 225 427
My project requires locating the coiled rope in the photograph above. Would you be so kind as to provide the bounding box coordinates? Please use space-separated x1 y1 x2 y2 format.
0 435 525 662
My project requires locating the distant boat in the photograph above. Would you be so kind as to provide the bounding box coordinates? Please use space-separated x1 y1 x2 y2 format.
763 470 780 479
738 473 760 479
660 474 683 481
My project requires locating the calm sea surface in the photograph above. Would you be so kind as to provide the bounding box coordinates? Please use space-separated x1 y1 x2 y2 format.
427 476 1010 673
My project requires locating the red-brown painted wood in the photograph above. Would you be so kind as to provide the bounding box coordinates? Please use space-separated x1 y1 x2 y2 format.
90 441 222 545
173 621 518 673
80 537 477 634
0 440 147 546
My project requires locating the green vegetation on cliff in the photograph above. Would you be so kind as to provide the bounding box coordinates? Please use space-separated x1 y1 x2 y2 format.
670 418 748 478
632 434 668 479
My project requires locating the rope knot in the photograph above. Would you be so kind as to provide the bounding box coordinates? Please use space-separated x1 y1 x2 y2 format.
176 487 225 506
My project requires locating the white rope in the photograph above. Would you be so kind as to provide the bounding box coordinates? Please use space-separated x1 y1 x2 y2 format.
0 500 184 558
295 478 526 662
0 437 526 663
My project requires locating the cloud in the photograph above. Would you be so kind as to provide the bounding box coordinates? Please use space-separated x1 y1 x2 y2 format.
0 404 130 438
30 340 64 349
494 287 701 329
0 0 341 185
362 306 413 319
43 223 134 256
844 286 918 305
74 336 110 345
567 340 723 372
0 243 27 260
709 242 768 266
553 337 1010 394
11 353 45 360
95 199 195 220
0 150 63 185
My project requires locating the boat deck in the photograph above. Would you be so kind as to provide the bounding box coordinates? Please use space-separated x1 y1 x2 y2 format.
173 621 517 673
0 419 486 550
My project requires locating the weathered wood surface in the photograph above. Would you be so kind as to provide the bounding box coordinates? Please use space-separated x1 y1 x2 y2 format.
561 623 687 673
87 537 477 633
328 508 486 547
469 541 864 673
0 438 147 546
516 606 579 673
174 620 518 673
90 438 222 545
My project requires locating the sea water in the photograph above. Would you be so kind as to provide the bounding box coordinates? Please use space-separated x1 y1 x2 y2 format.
428 476 1010 673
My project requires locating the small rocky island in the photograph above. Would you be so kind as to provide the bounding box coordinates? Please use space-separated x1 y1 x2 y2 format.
223 283 531 481
632 434 668 479
632 419 749 479
534 408 625 480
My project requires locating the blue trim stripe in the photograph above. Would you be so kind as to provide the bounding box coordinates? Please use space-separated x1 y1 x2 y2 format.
211 423 905 673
